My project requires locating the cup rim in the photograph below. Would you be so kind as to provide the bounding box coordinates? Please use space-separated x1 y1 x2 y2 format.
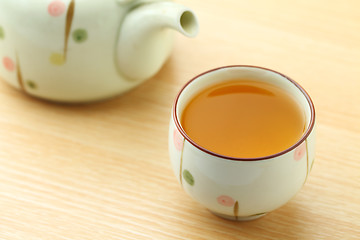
173 65 316 161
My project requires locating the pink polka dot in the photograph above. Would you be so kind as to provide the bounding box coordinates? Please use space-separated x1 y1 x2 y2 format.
217 195 235 207
48 0 66 17
173 128 184 151
2 57 14 71
294 142 306 161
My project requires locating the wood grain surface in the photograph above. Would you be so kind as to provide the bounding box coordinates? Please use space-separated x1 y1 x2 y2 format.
1 0 359 239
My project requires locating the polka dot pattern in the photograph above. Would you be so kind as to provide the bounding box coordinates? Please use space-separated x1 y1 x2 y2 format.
217 195 235 207
49 52 65 65
26 80 37 89
182 169 194 186
2 57 15 71
0 26 4 40
173 129 184 151
294 142 306 161
72 29 88 43
48 0 66 17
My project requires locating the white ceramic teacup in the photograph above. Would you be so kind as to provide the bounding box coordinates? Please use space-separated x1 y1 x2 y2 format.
168 65 316 221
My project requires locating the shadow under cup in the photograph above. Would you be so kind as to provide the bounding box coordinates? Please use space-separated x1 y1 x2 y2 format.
169 65 316 221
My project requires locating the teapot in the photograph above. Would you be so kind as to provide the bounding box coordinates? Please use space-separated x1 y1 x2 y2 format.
0 0 198 102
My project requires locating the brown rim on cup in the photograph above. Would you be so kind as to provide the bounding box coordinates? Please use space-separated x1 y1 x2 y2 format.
173 65 316 161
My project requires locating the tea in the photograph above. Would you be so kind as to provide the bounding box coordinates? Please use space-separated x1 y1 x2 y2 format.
181 80 306 158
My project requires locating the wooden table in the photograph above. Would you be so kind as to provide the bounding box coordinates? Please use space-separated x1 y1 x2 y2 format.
1 0 359 239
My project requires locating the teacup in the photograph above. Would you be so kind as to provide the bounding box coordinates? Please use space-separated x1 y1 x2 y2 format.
168 65 316 221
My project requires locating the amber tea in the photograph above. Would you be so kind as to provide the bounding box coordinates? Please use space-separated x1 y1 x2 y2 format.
181 80 306 158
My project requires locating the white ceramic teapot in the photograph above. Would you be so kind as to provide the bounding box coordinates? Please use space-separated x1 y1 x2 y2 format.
0 0 198 102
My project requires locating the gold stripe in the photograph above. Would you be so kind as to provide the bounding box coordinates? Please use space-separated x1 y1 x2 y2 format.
310 157 315 171
64 0 75 60
15 54 25 92
247 212 267 218
234 201 239 221
305 139 309 181
179 138 185 186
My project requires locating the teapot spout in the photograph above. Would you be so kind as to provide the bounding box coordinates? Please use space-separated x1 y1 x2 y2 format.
116 1 199 80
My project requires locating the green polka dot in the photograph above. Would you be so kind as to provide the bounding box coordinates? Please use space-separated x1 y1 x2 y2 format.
72 29 88 43
0 26 4 40
26 80 37 89
183 169 194 186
